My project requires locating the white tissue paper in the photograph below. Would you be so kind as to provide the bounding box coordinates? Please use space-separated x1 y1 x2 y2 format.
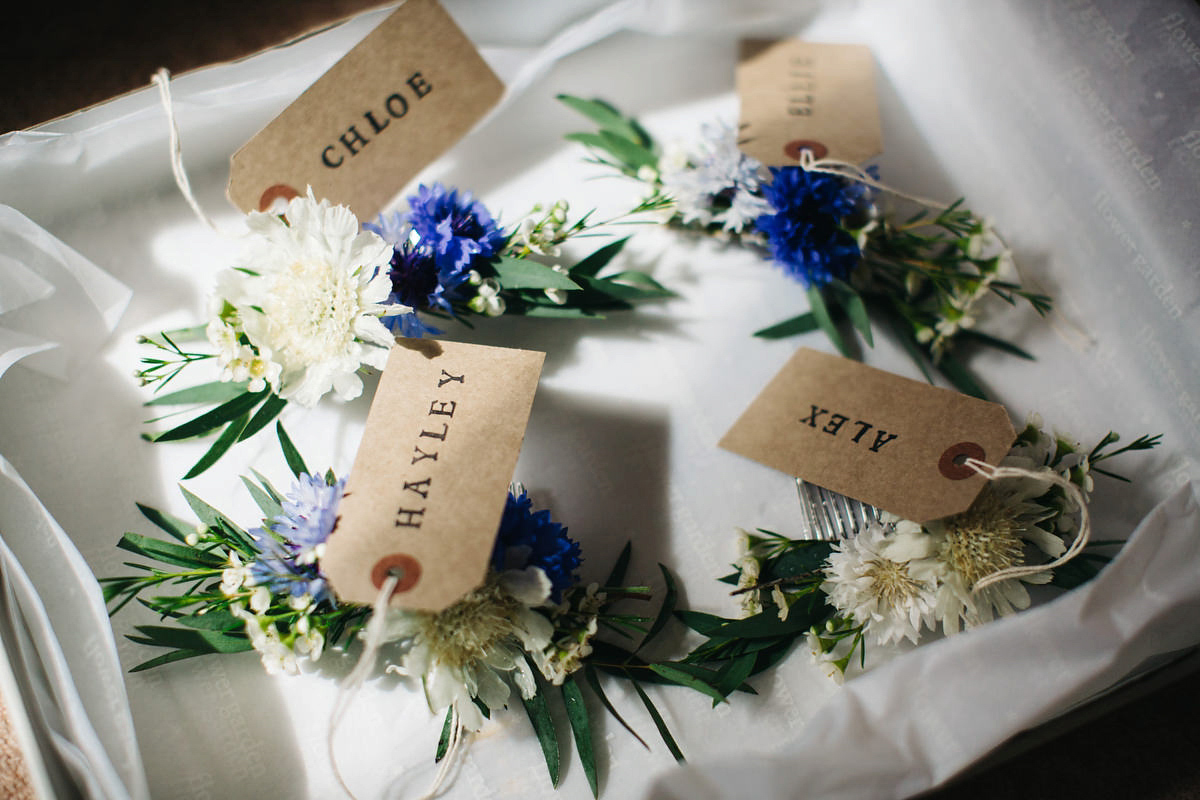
0 1 1196 799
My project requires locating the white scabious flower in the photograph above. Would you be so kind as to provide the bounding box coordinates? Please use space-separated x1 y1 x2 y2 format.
207 189 406 408
925 461 1063 634
658 122 770 233
381 571 555 732
821 522 938 647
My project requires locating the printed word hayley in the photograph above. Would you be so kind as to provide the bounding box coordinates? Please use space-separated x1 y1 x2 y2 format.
395 367 465 528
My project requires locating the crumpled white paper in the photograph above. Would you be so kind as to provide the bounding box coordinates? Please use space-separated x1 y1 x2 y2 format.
0 1 1196 799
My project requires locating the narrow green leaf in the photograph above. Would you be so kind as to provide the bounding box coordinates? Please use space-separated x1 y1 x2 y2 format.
583 666 649 750
829 279 873 347
241 476 283 520
571 238 628 279
599 270 674 296
152 389 267 442
249 469 284 505
276 422 308 477
435 706 454 762
239 393 288 442
753 312 819 339
675 610 735 636
648 663 726 704
581 274 673 302
710 595 827 639
936 353 989 400
807 286 847 356
180 487 247 541
641 565 677 647
629 678 684 762
562 675 598 797
133 625 252 654
604 542 633 590
955 329 1035 360
146 381 249 407
519 683 560 787
494 256 582 290
136 502 197 543
116 533 225 570
175 611 241 631
184 411 251 479
714 652 758 700
522 305 604 319
129 648 209 673
766 543 833 581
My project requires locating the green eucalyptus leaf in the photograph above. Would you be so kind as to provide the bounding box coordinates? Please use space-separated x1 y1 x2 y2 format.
571 238 628 279
564 132 657 172
629 678 684 762
241 476 283 520
495 256 581 290
562 676 598 797
116 533 225 570
583 666 649 750
239 393 288 442
152 388 268 442
129 649 208 673
132 625 252 654
829 279 874 347
753 312 819 339
807 286 848 356
648 663 726 704
184 411 252 479
519 682 561 787
135 502 197 544
557 95 647 146
277 422 309 477
175 611 241 631
145 381 249 407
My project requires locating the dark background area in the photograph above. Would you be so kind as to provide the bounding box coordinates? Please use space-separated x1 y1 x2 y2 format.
3 3 1199 798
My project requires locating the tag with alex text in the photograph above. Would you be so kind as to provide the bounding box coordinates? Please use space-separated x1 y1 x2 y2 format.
719 349 1015 523
737 40 882 167
228 0 504 221
321 340 545 610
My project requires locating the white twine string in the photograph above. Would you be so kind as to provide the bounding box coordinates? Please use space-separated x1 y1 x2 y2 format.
327 572 470 800
794 149 951 212
329 573 399 800
963 457 1091 592
150 68 223 232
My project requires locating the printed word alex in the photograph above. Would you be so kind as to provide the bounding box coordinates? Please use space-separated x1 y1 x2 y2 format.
800 405 898 452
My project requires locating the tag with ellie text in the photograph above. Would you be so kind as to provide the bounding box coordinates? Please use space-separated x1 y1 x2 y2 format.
719 349 1015 523
321 340 545 610
737 40 882 167
228 0 504 221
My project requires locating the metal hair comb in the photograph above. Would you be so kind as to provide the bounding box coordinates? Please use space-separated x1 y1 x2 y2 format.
795 479 880 541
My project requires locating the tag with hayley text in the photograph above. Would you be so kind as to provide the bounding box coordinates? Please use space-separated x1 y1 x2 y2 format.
322 340 544 610
719 349 1015 522
737 39 882 167
228 0 504 221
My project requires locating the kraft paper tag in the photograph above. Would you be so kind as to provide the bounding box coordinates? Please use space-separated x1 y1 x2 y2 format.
322 340 545 610
719 349 1015 523
228 0 504 221
737 40 882 166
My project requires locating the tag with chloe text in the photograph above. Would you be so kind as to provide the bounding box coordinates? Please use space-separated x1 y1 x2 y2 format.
719 349 1015 523
228 0 504 221
322 340 544 610
737 40 882 167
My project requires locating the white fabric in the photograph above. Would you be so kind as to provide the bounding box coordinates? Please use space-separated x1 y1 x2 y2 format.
0 1 1196 799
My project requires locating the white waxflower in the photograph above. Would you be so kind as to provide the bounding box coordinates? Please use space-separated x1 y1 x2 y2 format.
821 522 938 647
542 264 571 306
209 189 405 408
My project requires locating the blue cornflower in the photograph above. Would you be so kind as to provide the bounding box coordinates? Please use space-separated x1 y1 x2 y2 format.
754 167 868 288
406 183 506 280
491 490 581 602
247 473 344 605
